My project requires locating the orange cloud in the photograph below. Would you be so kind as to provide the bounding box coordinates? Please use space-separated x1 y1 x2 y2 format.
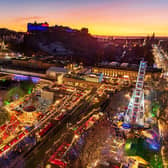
15 16 46 22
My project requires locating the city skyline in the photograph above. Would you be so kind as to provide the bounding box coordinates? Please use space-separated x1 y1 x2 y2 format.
0 0 168 36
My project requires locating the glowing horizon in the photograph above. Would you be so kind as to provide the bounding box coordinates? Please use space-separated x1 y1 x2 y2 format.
1 0 168 36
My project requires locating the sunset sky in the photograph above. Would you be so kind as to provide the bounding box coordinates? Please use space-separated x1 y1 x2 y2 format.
1 0 168 36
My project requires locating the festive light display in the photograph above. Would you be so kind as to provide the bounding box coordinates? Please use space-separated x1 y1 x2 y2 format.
13 75 40 83
124 61 147 127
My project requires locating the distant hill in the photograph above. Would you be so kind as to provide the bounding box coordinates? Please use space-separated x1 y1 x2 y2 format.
0 28 17 35
16 25 102 65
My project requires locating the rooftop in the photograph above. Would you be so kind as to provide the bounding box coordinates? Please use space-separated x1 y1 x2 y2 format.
47 67 67 73
94 65 162 73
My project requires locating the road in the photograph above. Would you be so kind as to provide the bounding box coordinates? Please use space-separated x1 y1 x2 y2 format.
153 44 168 168
153 44 168 77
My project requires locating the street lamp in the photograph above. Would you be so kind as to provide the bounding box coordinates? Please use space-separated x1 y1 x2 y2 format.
74 134 79 139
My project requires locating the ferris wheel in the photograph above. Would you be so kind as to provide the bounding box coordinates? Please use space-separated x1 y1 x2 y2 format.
124 61 147 127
